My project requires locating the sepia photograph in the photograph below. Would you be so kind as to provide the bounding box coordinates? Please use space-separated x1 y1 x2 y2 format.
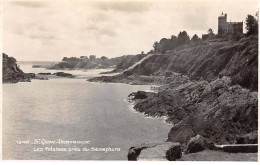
1 0 259 161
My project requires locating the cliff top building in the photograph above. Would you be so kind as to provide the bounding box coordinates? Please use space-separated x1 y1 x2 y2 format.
218 12 243 35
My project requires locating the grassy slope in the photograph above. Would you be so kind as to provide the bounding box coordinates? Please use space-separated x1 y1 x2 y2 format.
131 35 258 91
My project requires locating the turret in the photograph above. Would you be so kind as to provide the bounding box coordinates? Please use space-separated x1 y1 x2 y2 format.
218 12 227 35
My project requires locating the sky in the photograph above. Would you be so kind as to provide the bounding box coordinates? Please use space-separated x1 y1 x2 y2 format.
2 0 259 61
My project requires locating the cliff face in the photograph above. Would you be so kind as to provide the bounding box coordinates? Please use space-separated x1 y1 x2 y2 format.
131 35 258 91
132 77 257 145
2 53 35 83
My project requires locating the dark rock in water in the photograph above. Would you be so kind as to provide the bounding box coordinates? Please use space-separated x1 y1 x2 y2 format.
38 72 51 75
128 143 158 161
35 77 48 80
128 142 181 161
185 135 217 154
53 72 75 78
236 131 258 144
134 91 148 99
32 65 42 68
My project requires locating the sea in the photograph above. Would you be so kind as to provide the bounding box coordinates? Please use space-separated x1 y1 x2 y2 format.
2 61 172 160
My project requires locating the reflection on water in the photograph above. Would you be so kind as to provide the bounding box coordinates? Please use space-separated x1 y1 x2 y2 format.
2 64 172 160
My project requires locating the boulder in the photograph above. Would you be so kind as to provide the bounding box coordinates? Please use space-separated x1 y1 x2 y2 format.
137 142 181 161
134 91 148 99
165 143 182 161
128 143 158 161
185 135 217 154
167 123 196 144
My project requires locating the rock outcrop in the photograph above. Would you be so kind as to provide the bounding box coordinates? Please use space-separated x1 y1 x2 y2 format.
185 135 217 154
133 77 258 145
128 142 181 161
53 72 75 78
2 53 35 83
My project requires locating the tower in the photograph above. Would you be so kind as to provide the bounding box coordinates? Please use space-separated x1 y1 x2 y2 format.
218 12 227 35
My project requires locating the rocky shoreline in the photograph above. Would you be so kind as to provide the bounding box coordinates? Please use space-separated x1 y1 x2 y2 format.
88 71 258 161
127 76 257 160
87 37 258 160
2 53 77 83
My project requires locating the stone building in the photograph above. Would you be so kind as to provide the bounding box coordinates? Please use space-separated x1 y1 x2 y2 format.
218 12 243 35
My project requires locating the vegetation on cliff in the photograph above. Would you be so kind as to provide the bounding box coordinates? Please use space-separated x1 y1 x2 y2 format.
49 54 147 70
2 53 35 83
131 35 258 91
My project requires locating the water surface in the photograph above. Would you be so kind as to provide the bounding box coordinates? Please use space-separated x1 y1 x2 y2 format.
2 63 172 160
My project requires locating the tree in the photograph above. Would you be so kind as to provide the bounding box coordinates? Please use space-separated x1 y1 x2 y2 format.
159 38 170 53
101 56 108 60
141 51 144 54
191 34 200 43
153 41 161 53
177 31 190 46
62 57 68 61
80 56 88 59
171 35 177 40
89 55 96 62
148 49 154 54
207 28 214 35
169 35 178 50
246 14 258 35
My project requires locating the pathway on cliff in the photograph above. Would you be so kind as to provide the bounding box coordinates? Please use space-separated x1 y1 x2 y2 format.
124 54 154 72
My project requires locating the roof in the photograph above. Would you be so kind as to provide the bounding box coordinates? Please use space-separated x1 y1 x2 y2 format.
218 12 226 18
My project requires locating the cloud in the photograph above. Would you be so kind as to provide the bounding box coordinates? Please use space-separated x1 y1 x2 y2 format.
3 0 259 61
98 28 117 37
94 1 152 13
29 33 56 40
11 1 49 8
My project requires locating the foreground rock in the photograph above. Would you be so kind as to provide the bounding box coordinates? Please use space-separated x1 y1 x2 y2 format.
128 142 181 161
2 53 35 83
185 135 217 154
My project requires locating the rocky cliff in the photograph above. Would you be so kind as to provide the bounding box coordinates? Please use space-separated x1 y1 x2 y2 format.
131 35 258 91
89 35 258 91
131 77 257 145
2 53 35 83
